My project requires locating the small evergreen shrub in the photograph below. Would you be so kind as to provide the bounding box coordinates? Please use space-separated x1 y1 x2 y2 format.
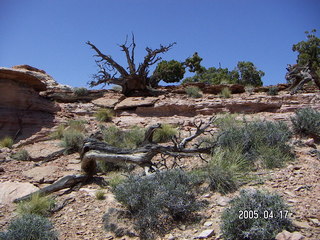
95 190 106 200
112 169 202 239
73 87 89 96
221 189 292 240
185 86 202 98
102 125 145 149
220 87 232 98
0 214 57 240
152 124 177 143
268 86 279 95
17 193 55 217
291 108 320 140
0 136 13 148
61 129 84 154
94 108 114 122
11 149 30 161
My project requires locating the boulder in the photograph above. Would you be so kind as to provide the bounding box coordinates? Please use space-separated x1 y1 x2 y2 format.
23 165 59 183
92 92 125 108
0 181 39 204
115 97 159 110
275 230 305 240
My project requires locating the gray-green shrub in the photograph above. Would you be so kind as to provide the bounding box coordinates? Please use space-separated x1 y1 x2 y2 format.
152 124 177 143
0 214 58 240
61 129 84 154
73 87 89 96
94 108 114 122
268 86 279 95
17 193 55 217
11 149 30 161
291 108 320 140
185 86 202 98
0 136 13 148
221 189 292 240
112 169 202 239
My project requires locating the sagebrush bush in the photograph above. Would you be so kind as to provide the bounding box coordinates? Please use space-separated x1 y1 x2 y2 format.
51 120 86 140
73 87 89 96
185 86 202 98
17 193 55 217
112 169 202 239
50 124 66 139
152 124 177 143
0 214 57 240
221 189 293 240
0 136 13 148
220 87 232 98
103 125 145 149
11 149 30 161
291 108 320 140
94 108 114 122
257 145 292 169
61 129 84 154
268 86 279 95
67 119 86 132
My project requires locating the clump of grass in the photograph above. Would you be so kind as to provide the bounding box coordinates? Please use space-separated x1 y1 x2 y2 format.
0 214 58 240
185 86 202 98
0 136 13 148
51 119 86 140
112 169 202 239
268 86 279 95
152 124 177 143
60 129 84 154
220 87 232 98
73 87 89 96
221 189 293 240
102 125 145 149
50 124 66 139
291 108 320 140
108 173 126 189
95 190 106 200
94 108 114 122
17 193 55 217
67 119 86 132
11 149 30 161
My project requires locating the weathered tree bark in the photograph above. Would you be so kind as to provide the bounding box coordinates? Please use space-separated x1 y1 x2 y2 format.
87 34 175 96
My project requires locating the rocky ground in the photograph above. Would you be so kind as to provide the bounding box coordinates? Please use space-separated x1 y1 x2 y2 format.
0 66 320 239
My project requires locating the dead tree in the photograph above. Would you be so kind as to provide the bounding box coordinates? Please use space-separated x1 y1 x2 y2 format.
87 34 176 96
286 64 320 94
13 118 216 203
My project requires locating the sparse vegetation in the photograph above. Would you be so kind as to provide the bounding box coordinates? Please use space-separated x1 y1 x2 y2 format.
60 129 84 154
95 190 106 200
185 86 202 98
152 124 177 143
11 149 30 161
94 108 114 122
108 172 126 189
221 189 293 240
220 87 232 98
112 169 202 239
0 136 13 148
17 193 55 217
0 214 58 240
50 124 66 139
73 87 89 96
268 86 279 95
67 119 86 132
291 108 320 140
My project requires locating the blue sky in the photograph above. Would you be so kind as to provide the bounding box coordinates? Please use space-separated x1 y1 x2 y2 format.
1 0 319 88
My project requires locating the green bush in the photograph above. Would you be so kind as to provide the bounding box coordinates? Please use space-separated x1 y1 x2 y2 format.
50 124 66 139
67 119 86 132
102 125 145 149
291 108 320 140
0 214 57 240
73 87 89 96
108 173 126 189
185 86 202 98
95 190 106 200
17 193 55 217
112 169 202 239
220 87 232 98
0 136 13 148
61 129 84 154
11 149 30 161
152 124 177 143
221 189 292 240
268 86 279 95
94 108 114 122
257 145 292 169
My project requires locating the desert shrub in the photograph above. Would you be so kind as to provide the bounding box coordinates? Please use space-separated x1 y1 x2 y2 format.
112 169 202 239
257 145 292 169
220 87 232 98
67 119 86 132
291 108 320 139
95 190 106 200
0 136 13 148
185 86 202 98
152 124 177 143
17 193 55 217
60 129 84 154
221 189 292 240
217 120 292 166
50 124 66 139
94 108 114 122
0 214 57 240
268 86 279 95
11 149 30 161
73 87 89 96
108 173 126 189
102 125 145 149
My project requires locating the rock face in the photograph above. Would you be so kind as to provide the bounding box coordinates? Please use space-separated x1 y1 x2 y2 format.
0 181 39 204
0 66 60 141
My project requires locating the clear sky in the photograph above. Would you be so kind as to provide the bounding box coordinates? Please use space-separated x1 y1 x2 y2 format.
1 0 319 88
